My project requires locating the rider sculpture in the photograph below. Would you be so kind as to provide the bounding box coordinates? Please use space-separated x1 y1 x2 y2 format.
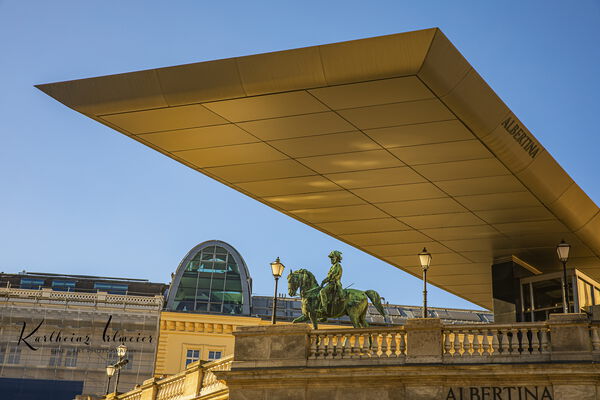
318 250 344 316
287 250 387 329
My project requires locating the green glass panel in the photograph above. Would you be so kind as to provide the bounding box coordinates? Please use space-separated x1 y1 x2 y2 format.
223 303 242 314
226 263 240 274
214 254 227 263
212 262 226 272
211 278 226 290
179 276 198 288
197 277 212 289
210 290 242 302
174 300 194 311
195 289 210 301
224 279 242 291
174 286 196 300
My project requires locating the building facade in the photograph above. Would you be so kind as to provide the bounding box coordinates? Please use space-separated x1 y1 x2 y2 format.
0 272 166 399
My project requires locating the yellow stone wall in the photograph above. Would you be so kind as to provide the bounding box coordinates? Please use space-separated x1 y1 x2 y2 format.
154 311 271 375
155 311 347 376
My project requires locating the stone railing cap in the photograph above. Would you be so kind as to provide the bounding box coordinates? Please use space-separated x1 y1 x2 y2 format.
405 318 442 328
234 323 312 335
548 313 588 323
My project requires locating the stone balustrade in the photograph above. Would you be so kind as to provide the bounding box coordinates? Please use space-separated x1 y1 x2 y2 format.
155 373 186 400
441 322 550 362
232 313 600 367
0 286 164 309
224 314 600 399
199 357 233 398
102 355 232 400
103 314 600 400
309 326 407 360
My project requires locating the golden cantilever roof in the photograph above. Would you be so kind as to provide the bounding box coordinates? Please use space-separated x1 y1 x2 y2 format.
37 28 600 309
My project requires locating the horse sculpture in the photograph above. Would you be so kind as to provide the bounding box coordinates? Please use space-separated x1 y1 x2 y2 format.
288 268 387 329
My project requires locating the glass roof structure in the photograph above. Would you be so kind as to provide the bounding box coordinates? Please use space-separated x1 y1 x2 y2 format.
165 240 252 315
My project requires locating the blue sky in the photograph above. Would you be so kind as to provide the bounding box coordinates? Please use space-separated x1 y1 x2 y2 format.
1 1 599 310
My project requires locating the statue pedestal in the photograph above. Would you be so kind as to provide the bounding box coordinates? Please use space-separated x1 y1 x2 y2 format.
233 323 310 369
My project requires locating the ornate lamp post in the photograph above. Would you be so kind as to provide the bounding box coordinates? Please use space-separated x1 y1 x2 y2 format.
113 344 128 393
418 248 432 318
557 240 571 313
105 365 115 395
270 257 285 324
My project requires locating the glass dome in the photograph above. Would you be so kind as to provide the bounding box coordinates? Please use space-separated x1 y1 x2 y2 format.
165 240 252 315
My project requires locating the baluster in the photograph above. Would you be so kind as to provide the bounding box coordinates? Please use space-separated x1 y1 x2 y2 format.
540 328 549 354
316 334 325 359
342 333 352 359
521 327 529 355
466 330 475 356
503 328 511 354
361 333 372 358
453 330 461 356
497 329 507 356
370 333 380 357
398 331 406 356
380 332 389 357
518 327 525 355
325 334 334 359
531 328 540 354
492 330 500 355
460 330 468 356
591 326 600 351
389 332 398 357
510 328 521 356
335 333 344 359
352 333 361 358
309 334 317 359
472 330 481 356
520 327 527 355
506 328 515 355
482 330 491 356
514 328 522 355
443 330 452 355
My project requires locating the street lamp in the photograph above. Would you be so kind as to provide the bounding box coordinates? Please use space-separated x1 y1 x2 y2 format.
270 257 285 324
114 344 128 394
557 240 571 313
105 365 115 395
419 248 432 319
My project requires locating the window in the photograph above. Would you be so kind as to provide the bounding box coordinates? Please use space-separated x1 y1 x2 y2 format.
7 346 21 364
0 344 5 363
64 348 77 367
94 282 128 295
51 280 76 292
208 351 222 361
185 349 200 366
20 278 44 289
49 348 63 367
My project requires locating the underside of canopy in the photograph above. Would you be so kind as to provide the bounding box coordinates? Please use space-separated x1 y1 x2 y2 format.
37 28 600 309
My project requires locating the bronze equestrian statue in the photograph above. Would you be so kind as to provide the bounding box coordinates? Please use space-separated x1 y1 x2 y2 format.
287 250 387 329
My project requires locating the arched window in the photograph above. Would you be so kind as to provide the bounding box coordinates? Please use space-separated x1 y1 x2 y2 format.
165 241 252 315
